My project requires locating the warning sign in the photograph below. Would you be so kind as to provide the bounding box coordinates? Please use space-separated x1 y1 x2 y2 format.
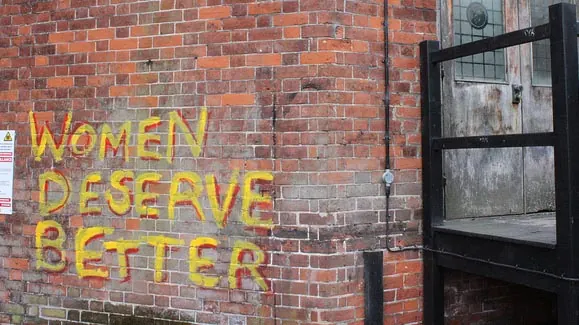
0 130 15 215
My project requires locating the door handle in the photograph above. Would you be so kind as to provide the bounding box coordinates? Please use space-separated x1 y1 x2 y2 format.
512 84 523 104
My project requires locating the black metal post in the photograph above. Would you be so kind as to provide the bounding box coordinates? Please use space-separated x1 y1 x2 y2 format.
420 40 445 325
549 3 579 324
363 251 383 325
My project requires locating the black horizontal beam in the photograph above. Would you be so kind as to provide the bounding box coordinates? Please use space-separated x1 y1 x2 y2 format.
432 23 550 63
436 253 561 293
432 231 568 297
432 132 556 150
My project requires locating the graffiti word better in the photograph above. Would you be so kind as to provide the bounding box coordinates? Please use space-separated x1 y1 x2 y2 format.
30 109 273 291
36 220 268 290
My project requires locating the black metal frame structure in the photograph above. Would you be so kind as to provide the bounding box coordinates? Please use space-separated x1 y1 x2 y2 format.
421 3 579 324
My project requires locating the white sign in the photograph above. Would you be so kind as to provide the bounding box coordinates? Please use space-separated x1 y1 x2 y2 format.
0 130 15 215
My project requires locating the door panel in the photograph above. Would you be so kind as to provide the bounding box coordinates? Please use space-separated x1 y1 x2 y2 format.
444 149 524 218
518 0 575 213
441 0 523 218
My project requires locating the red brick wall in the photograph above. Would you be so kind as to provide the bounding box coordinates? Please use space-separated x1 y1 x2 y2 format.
0 0 436 324
445 271 557 325
384 0 435 323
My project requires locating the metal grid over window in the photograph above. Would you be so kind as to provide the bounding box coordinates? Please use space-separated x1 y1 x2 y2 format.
531 0 576 85
453 0 506 80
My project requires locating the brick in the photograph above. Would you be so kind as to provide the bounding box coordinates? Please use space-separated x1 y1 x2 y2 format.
81 311 109 324
110 15 138 27
5 258 29 270
153 10 183 23
170 297 202 310
0 91 18 101
1 303 24 315
199 6 231 19
246 53 282 66
249 28 282 41
197 56 229 68
68 41 95 53
223 17 256 30
126 293 154 306
130 73 158 84
131 25 160 37
48 32 75 43
41 308 67 319
273 13 309 26
248 2 282 14
104 302 132 315
222 93 254 105
129 96 158 107
110 62 137 73
88 28 115 40
153 35 182 47
110 38 139 50
300 52 336 64
47 77 74 88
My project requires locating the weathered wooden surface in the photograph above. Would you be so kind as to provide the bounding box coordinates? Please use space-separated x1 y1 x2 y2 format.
440 0 557 218
435 212 556 246
440 0 524 218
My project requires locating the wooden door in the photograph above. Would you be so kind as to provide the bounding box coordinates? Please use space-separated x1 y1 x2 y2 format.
440 0 575 218
518 0 578 213
440 0 524 218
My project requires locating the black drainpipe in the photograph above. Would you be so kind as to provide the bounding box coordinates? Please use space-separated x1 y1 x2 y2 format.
362 4 390 325
364 251 384 325
383 0 422 253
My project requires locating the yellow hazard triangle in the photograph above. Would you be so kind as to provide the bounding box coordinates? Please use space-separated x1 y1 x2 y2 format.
3 132 12 142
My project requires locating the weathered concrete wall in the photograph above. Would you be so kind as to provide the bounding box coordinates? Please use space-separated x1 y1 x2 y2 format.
0 0 430 323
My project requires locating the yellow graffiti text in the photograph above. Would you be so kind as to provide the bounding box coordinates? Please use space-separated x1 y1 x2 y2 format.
29 108 208 162
143 236 185 283
75 227 114 278
241 171 274 230
70 123 97 157
168 172 205 221
34 222 270 291
99 121 131 162
189 237 219 287
35 220 67 272
103 239 141 281
38 170 274 229
30 111 72 162
39 170 71 217
105 170 134 216
79 172 102 216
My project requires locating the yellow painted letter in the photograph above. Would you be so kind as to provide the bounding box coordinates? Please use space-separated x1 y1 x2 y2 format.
29 111 72 162
137 117 162 160
168 172 205 221
228 240 268 291
206 170 239 228
35 220 67 272
104 239 141 281
143 236 184 282
38 170 70 216
135 172 161 218
79 172 102 216
99 121 131 162
105 170 134 216
241 171 274 229
75 227 114 279
189 237 220 287
166 108 208 163
69 123 97 157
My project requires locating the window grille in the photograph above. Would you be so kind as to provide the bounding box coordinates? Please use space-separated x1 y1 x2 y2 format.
453 0 506 81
